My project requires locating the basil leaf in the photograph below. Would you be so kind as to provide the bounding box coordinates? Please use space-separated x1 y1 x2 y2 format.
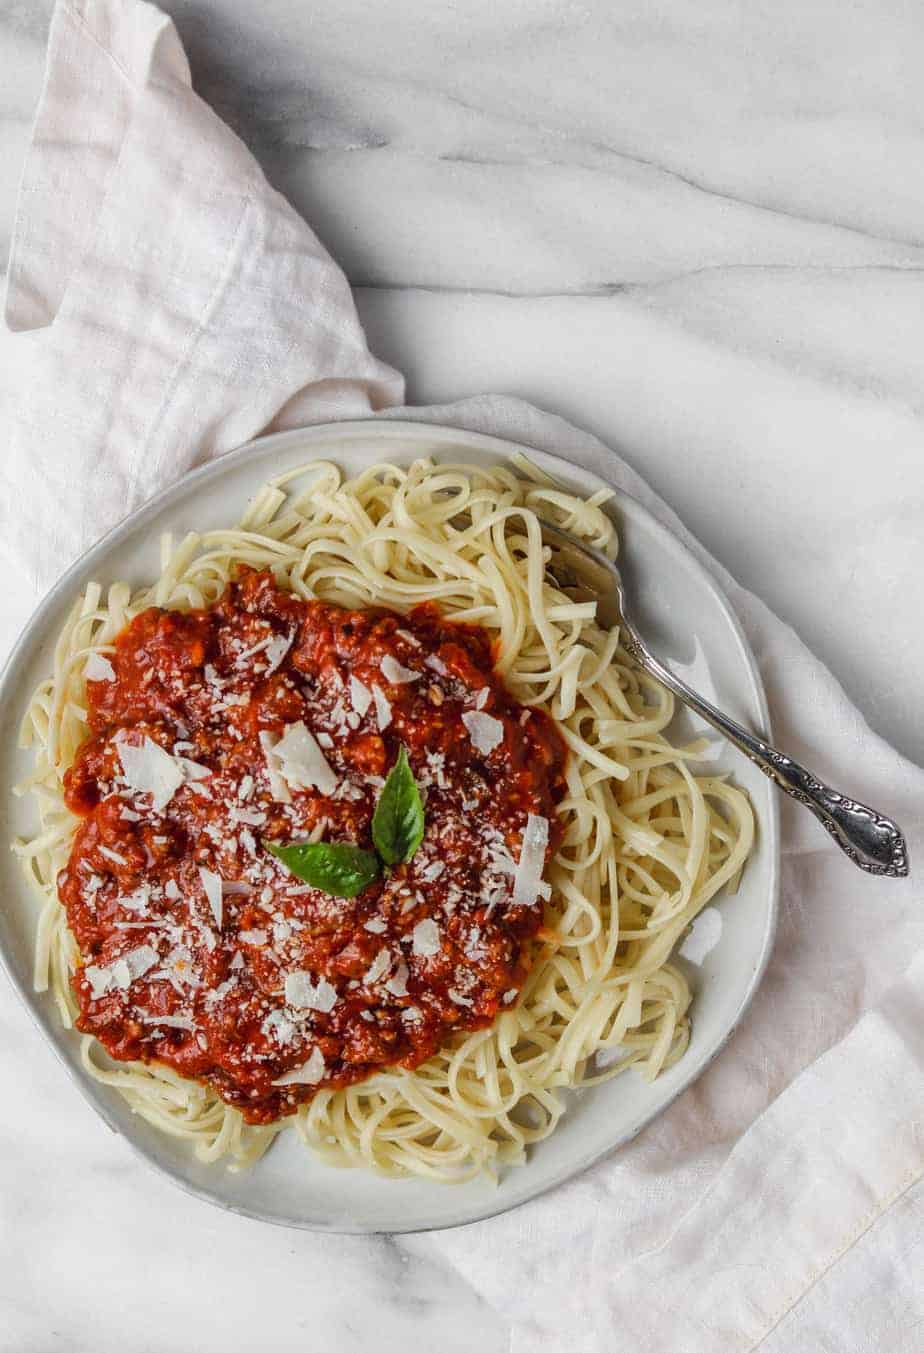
372 745 425 866
266 841 381 898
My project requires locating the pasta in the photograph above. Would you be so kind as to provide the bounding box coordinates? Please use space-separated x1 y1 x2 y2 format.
12 455 753 1182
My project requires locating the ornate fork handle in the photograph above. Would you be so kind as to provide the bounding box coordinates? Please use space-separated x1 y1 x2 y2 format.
623 631 909 878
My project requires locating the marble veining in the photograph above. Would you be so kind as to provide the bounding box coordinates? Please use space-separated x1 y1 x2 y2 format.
2 1 924 1348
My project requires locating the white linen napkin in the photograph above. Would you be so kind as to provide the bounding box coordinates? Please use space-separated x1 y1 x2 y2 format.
2 4 921 1351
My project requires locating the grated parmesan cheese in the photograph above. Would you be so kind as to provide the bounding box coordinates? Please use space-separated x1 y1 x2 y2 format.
411 918 441 957
371 684 392 731
273 721 338 796
349 676 373 717
272 1046 326 1086
512 813 550 908
461 710 505 756
198 867 223 930
380 655 419 685
85 652 116 682
118 736 185 811
363 948 392 985
284 971 338 1013
385 962 409 997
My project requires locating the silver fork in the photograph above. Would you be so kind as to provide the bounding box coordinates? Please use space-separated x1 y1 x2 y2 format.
538 519 909 878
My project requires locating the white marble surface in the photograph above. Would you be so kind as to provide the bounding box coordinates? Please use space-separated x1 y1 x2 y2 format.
2 2 924 1349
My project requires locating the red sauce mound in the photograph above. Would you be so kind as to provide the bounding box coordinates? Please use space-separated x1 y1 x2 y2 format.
59 571 567 1123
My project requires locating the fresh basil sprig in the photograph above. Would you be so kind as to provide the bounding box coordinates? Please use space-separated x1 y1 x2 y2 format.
372 745 425 866
266 745 424 898
265 840 382 898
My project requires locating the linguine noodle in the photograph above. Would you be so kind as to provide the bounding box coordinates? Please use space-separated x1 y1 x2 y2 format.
13 455 753 1182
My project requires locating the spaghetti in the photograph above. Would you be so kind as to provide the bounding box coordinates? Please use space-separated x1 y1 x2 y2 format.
13 455 753 1182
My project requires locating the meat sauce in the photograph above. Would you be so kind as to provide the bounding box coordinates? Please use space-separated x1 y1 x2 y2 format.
60 570 567 1123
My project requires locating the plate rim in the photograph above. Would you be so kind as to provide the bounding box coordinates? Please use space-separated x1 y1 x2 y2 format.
0 418 780 1233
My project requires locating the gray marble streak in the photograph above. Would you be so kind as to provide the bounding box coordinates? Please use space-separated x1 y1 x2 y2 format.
4 0 924 292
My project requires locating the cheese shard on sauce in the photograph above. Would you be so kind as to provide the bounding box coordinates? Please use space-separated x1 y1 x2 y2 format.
273 721 338 796
142 1013 197 1032
258 731 291 803
380 655 419 685
512 813 550 907
363 948 391 985
84 943 158 999
178 756 211 782
385 961 409 997
411 918 441 957
284 971 338 1013
461 710 505 756
85 652 116 682
272 1045 326 1086
263 633 292 675
198 867 223 930
349 676 373 717
371 684 392 731
118 736 185 811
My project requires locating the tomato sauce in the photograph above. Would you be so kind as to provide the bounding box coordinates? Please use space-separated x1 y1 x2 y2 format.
59 570 566 1123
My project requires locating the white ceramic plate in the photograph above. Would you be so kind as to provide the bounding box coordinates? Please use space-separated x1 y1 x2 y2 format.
0 421 778 1233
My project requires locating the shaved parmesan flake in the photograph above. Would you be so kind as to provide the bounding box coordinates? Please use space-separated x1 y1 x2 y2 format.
512 813 549 907
239 929 267 946
412 918 441 957
364 917 387 934
118 736 185 811
380 655 419 685
141 1013 196 1032
85 944 158 999
85 652 116 682
349 676 373 717
259 730 292 803
424 654 447 676
274 721 338 796
120 884 150 913
363 948 391 985
462 711 504 756
371 684 392 731
99 845 128 866
272 1046 326 1087
678 907 723 965
230 952 244 971
235 634 273 663
264 633 292 674
178 756 211 782
231 808 266 827
198 867 223 930
502 988 518 1005
84 965 115 999
284 971 338 1013
385 962 409 997
474 687 490 710
263 1009 297 1047
448 988 475 1008
238 774 254 801
164 880 181 902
